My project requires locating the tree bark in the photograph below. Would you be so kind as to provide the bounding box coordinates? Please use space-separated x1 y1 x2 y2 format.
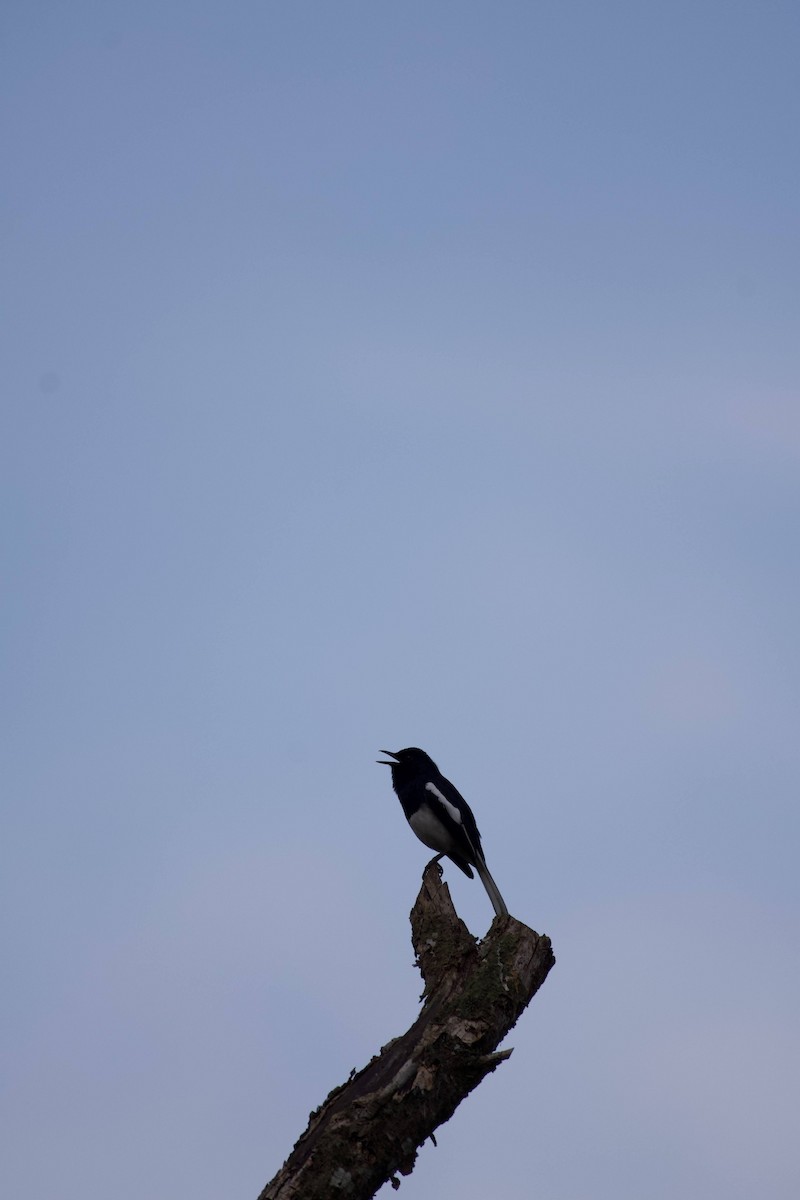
258 861 555 1199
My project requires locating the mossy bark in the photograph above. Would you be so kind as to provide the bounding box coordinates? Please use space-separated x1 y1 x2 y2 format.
258 861 555 1199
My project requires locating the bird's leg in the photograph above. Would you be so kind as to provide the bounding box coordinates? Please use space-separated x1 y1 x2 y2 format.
422 854 445 888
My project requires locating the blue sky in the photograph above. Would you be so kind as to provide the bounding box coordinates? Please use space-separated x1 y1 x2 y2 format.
2 3 799 1197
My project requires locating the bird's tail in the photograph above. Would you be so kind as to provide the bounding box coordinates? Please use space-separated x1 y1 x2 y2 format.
474 860 508 918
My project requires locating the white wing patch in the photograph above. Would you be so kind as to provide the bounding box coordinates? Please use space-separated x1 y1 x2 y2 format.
425 781 462 825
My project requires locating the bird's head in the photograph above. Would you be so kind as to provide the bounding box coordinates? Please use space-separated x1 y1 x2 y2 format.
377 747 438 782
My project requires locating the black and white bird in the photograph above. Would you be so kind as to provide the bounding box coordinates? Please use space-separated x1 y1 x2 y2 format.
378 747 508 918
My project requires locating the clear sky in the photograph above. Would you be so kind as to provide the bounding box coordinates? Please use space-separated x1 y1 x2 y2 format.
2 3 799 1197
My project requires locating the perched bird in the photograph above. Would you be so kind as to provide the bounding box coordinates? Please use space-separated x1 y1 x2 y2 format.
378 747 508 918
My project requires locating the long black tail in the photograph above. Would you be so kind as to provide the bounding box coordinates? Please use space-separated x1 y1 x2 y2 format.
474 859 508 918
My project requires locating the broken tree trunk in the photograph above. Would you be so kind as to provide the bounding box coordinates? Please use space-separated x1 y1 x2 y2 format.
258 861 555 1199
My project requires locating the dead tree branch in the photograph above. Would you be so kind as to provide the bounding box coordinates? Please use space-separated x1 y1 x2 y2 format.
258 861 555 1199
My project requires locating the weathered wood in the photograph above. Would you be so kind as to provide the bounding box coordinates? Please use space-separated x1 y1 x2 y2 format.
258 861 555 1199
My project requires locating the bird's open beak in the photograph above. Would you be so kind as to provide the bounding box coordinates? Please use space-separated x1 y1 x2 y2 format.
377 750 399 764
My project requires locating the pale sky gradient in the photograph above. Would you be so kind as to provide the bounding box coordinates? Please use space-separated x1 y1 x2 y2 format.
2 4 799 1198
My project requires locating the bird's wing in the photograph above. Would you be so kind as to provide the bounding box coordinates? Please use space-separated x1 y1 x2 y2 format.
424 781 463 827
426 774 507 917
428 777 484 859
425 780 485 866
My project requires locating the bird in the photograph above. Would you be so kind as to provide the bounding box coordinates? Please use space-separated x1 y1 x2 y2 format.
378 747 508 918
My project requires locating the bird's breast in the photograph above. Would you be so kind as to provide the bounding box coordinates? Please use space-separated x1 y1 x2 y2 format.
408 805 455 854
